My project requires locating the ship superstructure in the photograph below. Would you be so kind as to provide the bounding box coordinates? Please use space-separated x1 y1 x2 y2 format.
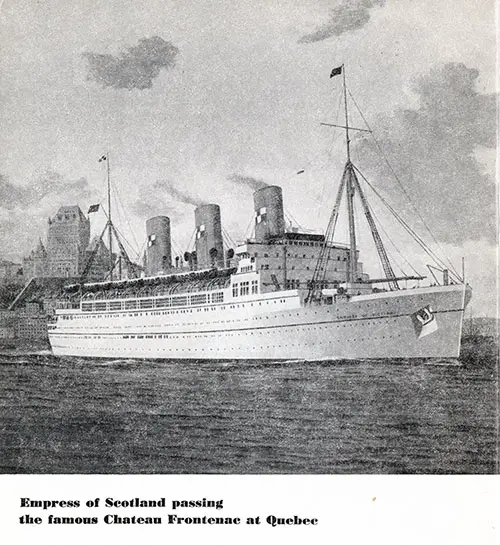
48 66 471 360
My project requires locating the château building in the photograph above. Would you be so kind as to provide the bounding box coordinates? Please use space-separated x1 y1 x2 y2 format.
23 205 111 281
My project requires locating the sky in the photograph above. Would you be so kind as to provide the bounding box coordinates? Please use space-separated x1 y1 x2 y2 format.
0 0 497 316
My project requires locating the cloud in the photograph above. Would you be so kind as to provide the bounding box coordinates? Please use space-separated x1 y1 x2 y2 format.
0 170 90 210
354 62 496 245
83 36 179 90
0 208 38 263
0 174 29 210
299 0 385 43
227 174 268 192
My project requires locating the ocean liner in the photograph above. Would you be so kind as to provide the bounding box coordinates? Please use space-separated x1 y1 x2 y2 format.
48 66 471 360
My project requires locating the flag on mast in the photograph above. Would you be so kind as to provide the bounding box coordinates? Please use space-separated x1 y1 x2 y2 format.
330 66 343 78
88 204 100 214
98 154 107 162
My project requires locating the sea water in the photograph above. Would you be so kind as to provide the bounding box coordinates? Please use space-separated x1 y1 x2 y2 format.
0 344 496 474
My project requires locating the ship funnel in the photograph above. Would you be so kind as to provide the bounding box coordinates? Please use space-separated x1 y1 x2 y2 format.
145 216 172 276
195 204 224 269
253 185 285 241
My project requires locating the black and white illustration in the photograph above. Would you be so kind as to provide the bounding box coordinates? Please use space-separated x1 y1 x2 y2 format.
0 0 497 474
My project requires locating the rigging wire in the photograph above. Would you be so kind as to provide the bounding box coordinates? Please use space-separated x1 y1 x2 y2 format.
94 178 140 262
170 237 184 261
352 134 419 277
319 87 345 204
284 208 304 230
222 226 236 248
275 86 343 232
243 214 255 240
365 196 419 277
353 165 461 283
294 87 344 182
185 228 196 253
100 207 139 262
221 230 232 251
137 239 147 267
112 224 135 255
348 90 460 278
110 177 140 255
354 165 446 266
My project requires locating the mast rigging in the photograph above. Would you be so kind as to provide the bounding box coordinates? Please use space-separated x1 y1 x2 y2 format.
80 154 140 283
307 64 401 303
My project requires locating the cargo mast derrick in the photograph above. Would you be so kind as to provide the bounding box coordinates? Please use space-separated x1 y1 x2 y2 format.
306 65 399 303
80 154 139 282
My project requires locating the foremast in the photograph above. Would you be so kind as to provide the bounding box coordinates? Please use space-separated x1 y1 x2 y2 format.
80 154 140 282
106 152 113 281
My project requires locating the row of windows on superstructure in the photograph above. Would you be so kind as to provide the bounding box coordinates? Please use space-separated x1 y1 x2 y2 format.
232 280 258 298
235 277 331 290
81 291 224 312
260 263 346 272
282 279 330 289
62 297 293 321
256 253 348 260
252 241 324 251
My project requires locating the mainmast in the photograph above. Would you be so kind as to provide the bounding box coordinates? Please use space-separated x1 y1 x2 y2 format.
341 65 357 283
342 64 351 163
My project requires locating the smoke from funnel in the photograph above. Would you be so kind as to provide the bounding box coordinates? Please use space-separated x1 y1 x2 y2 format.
228 174 268 191
155 179 206 207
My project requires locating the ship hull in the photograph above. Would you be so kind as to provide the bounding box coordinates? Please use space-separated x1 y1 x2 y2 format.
48 284 469 361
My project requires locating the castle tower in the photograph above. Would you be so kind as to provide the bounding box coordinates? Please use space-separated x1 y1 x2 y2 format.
46 206 90 277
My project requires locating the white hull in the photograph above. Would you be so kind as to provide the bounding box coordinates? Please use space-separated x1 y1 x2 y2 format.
49 284 468 360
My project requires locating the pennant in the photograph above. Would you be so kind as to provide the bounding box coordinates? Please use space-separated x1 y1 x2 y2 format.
330 66 343 78
98 155 107 162
88 204 100 214
412 306 438 339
